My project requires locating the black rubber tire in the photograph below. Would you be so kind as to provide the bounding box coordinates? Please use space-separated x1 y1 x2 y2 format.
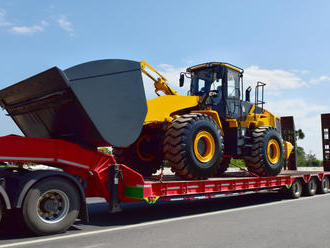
317 176 329 194
22 177 81 235
245 126 284 177
288 179 303 199
303 177 318 196
164 114 223 179
112 127 163 177
216 157 231 176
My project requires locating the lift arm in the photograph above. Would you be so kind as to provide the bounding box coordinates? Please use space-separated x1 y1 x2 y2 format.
140 60 179 96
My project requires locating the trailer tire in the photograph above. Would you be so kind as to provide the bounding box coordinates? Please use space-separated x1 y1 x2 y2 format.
245 126 284 177
317 176 329 194
288 179 303 199
164 114 223 179
113 127 163 177
22 177 80 235
303 177 318 196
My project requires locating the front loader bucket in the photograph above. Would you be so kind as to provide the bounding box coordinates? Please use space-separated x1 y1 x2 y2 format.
0 59 148 147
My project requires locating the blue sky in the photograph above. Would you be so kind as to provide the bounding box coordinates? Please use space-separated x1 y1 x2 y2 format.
0 1 330 158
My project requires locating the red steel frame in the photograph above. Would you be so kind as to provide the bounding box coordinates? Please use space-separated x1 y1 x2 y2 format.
0 135 329 205
0 135 114 201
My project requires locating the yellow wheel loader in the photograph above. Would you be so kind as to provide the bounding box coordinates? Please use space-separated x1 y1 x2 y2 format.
0 58 291 179
113 61 293 178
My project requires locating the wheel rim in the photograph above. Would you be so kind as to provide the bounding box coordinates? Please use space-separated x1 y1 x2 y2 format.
193 130 215 163
293 182 301 197
267 139 280 164
323 178 329 191
310 179 317 194
37 190 70 224
136 134 156 162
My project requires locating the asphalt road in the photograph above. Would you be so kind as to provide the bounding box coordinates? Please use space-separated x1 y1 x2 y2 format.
1 192 330 248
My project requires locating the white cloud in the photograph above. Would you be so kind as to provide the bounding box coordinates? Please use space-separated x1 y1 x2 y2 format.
0 9 12 26
268 99 326 119
291 69 310 75
309 75 330 85
244 66 306 95
158 64 188 93
10 20 48 35
0 9 50 35
149 64 310 97
57 16 74 36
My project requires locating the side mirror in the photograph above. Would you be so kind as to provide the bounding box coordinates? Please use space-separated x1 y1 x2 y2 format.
179 74 184 87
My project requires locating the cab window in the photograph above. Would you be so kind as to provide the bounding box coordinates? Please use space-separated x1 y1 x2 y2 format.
191 77 209 96
227 69 240 99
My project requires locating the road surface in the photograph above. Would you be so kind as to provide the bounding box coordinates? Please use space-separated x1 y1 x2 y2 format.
0 192 330 248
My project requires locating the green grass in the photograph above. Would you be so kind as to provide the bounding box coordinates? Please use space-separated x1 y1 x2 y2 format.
229 159 246 168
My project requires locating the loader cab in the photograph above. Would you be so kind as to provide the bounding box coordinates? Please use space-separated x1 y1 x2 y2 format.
185 62 245 119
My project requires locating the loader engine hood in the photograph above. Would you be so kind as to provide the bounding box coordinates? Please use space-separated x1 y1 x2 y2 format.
0 59 148 148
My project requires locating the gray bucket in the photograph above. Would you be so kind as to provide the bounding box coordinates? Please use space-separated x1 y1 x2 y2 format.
0 59 148 148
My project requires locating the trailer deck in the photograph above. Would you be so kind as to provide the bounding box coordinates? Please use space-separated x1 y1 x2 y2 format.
0 125 329 235
119 167 330 204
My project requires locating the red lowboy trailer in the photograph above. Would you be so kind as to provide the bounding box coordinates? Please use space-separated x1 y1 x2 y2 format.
0 127 329 235
0 60 329 236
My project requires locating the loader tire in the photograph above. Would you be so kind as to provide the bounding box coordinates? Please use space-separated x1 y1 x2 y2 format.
245 126 284 177
112 128 163 177
164 114 223 179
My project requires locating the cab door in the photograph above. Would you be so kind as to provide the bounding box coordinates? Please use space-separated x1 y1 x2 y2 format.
225 68 241 119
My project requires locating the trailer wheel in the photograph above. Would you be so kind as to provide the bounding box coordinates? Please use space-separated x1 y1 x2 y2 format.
113 127 163 177
22 177 80 235
288 179 303 199
303 177 318 196
245 126 284 177
317 176 329 194
164 114 223 179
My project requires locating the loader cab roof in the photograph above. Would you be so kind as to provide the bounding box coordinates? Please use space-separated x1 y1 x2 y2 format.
187 62 244 74
187 62 243 101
